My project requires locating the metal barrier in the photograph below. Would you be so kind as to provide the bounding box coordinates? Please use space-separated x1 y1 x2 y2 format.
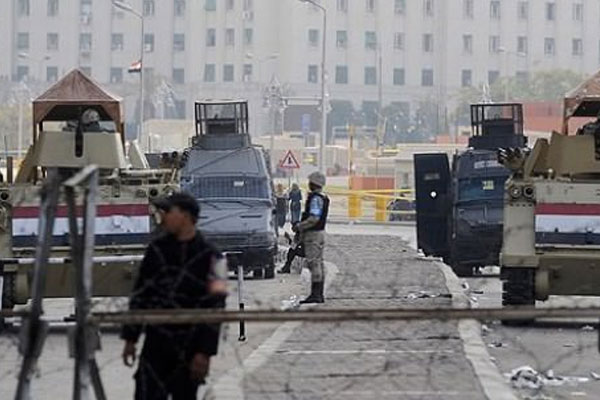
325 188 415 223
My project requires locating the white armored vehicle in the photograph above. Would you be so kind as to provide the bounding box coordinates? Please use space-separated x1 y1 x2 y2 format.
0 70 178 312
500 71 600 309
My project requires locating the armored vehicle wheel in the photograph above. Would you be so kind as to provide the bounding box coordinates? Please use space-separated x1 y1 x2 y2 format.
264 262 275 279
501 267 535 326
0 273 16 332
451 262 474 278
252 268 264 279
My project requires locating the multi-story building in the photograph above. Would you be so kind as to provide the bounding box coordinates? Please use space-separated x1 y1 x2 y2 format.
2 0 600 136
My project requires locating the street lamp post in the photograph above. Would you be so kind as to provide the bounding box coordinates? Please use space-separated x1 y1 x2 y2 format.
299 0 327 174
112 0 144 145
498 47 527 102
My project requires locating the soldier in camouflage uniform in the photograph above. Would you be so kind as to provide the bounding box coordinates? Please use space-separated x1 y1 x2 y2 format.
293 172 329 304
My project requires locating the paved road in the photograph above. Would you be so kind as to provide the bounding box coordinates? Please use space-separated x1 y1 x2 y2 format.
240 233 488 399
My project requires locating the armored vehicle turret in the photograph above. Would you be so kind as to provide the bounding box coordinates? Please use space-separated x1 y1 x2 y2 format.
415 103 527 277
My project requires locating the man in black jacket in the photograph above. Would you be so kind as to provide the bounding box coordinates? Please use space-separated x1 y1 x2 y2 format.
121 192 227 400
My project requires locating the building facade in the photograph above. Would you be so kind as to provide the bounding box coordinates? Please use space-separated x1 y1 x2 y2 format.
2 0 600 135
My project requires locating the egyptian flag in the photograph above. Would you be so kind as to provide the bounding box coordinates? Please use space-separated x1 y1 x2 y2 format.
128 59 142 73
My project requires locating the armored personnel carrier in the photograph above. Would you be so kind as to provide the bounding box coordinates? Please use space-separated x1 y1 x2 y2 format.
499 71 600 310
414 103 527 277
0 70 178 312
180 100 278 279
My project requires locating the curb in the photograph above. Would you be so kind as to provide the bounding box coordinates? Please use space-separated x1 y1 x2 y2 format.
437 261 517 400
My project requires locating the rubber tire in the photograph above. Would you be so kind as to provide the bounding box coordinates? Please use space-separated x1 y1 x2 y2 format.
0 274 15 332
451 262 474 278
501 267 535 326
252 268 264 279
264 262 276 279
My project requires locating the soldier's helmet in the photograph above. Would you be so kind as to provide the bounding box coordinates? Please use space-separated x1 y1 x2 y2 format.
308 171 326 188
81 108 100 124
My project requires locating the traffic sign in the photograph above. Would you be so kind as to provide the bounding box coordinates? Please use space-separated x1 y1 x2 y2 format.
279 150 301 169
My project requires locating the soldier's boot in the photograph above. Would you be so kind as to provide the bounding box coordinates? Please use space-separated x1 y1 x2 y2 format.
300 282 325 304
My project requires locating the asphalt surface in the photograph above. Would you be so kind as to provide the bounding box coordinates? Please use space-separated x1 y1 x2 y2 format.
241 233 487 399
3 223 595 399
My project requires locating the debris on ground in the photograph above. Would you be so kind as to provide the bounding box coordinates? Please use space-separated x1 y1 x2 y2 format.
405 291 452 300
488 341 505 348
280 295 299 310
507 366 590 390
590 371 600 380
481 324 491 336
581 325 595 332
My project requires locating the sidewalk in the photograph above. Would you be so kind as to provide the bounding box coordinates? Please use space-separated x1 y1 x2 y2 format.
239 234 488 400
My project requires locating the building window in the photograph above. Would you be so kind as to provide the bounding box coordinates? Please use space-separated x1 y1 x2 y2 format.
110 67 123 83
79 33 92 51
173 68 185 84
16 66 29 82
225 29 235 46
395 0 406 14
365 31 377 50
573 3 583 21
573 38 583 56
488 70 500 85
18 0 30 16
336 31 348 48
421 69 434 86
335 65 348 84
173 34 185 51
80 0 92 16
517 36 528 54
546 2 555 21
544 37 555 55
17 33 29 51
518 1 528 19
223 64 234 82
204 64 216 82
463 0 473 18
243 63 253 82
393 68 405 85
244 28 253 46
206 29 216 47
243 0 253 11
111 34 124 51
337 0 348 12
48 0 59 16
226 0 235 11
394 33 405 50
366 0 375 13
423 34 434 53
461 69 472 87
463 34 473 54
46 66 58 82
424 0 434 17
205 0 216 11
144 34 154 52
47 33 59 51
175 0 186 16
308 65 319 83
308 29 319 47
364 67 377 85
143 0 155 16
489 35 500 53
490 1 501 19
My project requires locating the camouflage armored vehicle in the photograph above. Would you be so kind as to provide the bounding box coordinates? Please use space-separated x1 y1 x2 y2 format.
0 70 178 312
180 100 278 279
414 103 527 277
499 71 600 310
